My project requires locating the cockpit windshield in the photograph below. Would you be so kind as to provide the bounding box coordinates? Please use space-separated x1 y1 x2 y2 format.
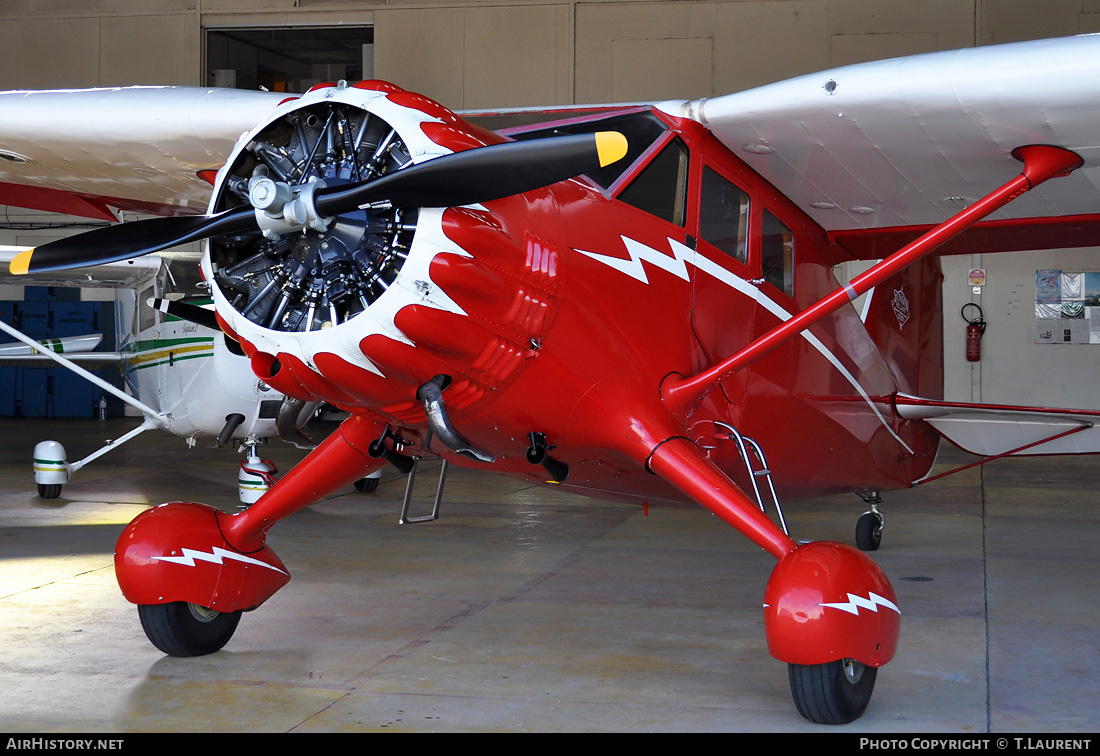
159 252 208 300
131 251 208 335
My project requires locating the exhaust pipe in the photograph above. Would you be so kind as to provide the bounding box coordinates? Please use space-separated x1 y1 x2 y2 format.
276 396 315 450
218 413 245 447
417 376 495 463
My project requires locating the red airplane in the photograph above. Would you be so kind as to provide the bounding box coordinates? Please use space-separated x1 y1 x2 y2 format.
6 34 1100 724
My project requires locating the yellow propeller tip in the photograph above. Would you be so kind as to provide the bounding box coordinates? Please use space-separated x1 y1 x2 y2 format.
595 131 628 168
9 248 33 275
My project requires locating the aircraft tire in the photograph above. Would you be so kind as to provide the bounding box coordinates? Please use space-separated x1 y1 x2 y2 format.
354 476 380 493
855 511 882 551
788 659 877 724
137 602 242 657
37 483 62 499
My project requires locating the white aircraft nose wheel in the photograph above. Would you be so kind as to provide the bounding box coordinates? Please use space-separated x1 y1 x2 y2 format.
788 658 877 724
137 602 242 657
855 510 884 551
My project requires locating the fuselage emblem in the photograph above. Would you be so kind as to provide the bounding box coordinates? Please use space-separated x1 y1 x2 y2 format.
891 288 910 328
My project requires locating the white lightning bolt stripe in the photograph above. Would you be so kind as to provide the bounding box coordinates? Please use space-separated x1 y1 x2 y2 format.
819 591 900 616
152 546 288 576
577 236 692 284
576 235 913 454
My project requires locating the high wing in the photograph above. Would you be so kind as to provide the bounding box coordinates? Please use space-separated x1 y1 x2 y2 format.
0 86 289 219
658 34 1100 261
1 36 1098 242
0 245 160 288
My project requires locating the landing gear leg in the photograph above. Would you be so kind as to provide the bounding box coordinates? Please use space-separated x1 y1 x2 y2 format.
855 493 884 551
789 658 878 724
137 602 242 657
238 442 277 508
634 435 899 725
117 416 388 659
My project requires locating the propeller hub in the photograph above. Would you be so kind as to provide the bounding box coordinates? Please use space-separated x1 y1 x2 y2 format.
249 176 331 239
247 174 292 212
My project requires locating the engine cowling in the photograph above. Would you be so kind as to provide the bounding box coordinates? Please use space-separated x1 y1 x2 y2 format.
202 81 547 420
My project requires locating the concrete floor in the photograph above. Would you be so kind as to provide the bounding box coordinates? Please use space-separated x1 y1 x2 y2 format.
0 416 1096 733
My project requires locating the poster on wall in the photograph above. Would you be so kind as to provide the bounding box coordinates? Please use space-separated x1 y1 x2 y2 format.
1035 270 1100 343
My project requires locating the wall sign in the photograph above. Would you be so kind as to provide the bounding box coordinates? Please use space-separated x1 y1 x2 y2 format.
1035 269 1100 344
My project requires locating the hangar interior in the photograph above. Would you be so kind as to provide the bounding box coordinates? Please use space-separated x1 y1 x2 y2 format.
2 0 1100 411
0 0 1098 733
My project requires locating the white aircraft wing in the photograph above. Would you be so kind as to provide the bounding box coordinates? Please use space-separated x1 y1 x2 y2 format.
0 333 122 366
0 39 1097 255
0 86 290 219
0 247 141 369
0 245 161 289
895 394 1100 456
658 34 1100 259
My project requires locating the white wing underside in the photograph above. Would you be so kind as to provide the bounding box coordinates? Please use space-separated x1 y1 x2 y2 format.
657 34 1100 235
0 86 289 214
0 37 1097 236
0 246 161 288
896 395 1100 456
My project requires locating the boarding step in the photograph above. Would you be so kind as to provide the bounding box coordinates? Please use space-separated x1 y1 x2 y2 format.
714 421 789 536
399 458 449 524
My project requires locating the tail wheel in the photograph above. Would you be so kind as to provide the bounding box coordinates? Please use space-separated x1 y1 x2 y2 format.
855 511 883 551
788 658 877 724
137 602 242 657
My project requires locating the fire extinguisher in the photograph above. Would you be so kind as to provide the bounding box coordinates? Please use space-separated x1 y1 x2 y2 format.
962 303 985 362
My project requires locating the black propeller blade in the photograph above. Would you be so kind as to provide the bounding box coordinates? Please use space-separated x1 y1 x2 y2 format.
9 206 255 276
10 130 627 276
314 131 629 215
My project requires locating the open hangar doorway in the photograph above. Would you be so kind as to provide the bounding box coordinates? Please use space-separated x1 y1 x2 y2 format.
206 26 374 94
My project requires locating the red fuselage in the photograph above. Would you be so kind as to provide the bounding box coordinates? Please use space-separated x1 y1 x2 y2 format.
214 89 942 505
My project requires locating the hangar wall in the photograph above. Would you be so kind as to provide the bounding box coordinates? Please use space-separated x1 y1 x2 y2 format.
3 0 1100 106
0 0 1098 410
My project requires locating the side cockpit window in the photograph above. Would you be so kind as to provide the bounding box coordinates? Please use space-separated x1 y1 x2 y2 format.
134 284 156 333
699 166 749 264
616 137 689 226
762 210 795 298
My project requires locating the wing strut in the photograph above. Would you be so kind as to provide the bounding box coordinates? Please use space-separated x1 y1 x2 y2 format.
660 145 1084 416
916 424 1090 485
